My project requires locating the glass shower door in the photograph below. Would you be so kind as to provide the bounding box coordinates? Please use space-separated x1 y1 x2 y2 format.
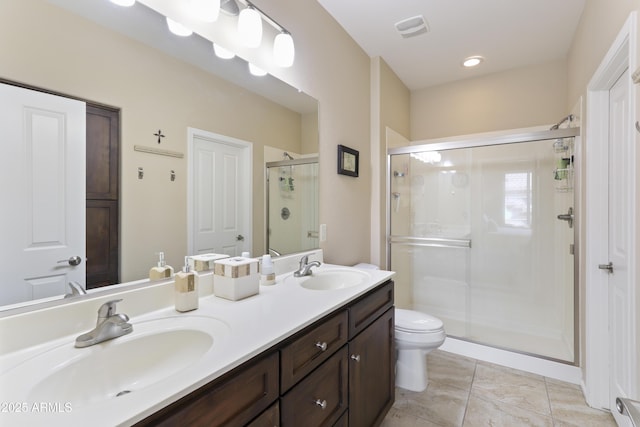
389 138 575 362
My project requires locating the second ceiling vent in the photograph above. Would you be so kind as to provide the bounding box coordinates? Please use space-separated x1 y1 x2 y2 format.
395 15 429 38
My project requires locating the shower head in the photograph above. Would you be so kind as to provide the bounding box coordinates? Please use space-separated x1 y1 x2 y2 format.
283 152 294 160
550 114 574 131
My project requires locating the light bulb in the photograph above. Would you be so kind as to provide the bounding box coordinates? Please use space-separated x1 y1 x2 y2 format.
110 0 135 6
213 43 235 59
238 6 262 48
274 31 295 67
166 17 193 37
248 63 267 76
189 0 220 22
462 56 484 68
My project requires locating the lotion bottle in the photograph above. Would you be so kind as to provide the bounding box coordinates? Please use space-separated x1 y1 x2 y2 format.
149 252 173 281
260 254 276 286
174 256 199 312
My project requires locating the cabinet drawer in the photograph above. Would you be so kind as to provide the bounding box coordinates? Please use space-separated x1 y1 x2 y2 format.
141 352 279 427
349 281 394 338
281 346 348 427
280 310 348 391
247 401 279 427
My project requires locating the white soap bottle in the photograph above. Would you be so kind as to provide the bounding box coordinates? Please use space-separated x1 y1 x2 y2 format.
149 252 174 281
260 254 276 286
174 256 199 312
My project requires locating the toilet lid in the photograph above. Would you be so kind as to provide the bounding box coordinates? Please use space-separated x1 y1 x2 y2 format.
395 308 444 333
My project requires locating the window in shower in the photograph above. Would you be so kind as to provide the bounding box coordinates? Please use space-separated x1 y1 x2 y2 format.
504 172 532 228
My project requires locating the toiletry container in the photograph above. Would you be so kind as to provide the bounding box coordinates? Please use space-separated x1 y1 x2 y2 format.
260 254 276 286
213 256 259 300
174 256 199 312
149 252 173 281
188 253 229 272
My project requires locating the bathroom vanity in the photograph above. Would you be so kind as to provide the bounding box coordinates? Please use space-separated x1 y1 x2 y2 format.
137 281 395 427
0 256 395 427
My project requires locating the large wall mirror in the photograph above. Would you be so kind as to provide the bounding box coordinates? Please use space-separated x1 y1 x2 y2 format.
0 0 318 311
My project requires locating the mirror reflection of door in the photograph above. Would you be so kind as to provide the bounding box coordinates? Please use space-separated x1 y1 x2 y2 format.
189 129 251 257
0 83 86 306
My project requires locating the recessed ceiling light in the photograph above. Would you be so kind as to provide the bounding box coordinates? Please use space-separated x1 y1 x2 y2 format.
462 56 484 68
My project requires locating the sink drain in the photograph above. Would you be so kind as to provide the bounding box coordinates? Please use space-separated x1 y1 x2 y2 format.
116 390 132 397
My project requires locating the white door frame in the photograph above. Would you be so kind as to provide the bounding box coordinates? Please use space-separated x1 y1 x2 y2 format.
584 12 637 409
187 127 253 256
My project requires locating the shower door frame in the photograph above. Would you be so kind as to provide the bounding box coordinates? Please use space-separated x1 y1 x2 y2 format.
386 126 581 364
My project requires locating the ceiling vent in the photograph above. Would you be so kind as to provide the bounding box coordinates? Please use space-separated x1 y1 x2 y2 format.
395 15 429 38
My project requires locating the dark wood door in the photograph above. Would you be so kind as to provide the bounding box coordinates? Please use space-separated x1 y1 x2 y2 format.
86 104 119 289
348 308 395 427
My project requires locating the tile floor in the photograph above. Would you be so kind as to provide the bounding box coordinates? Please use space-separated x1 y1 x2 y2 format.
381 350 617 427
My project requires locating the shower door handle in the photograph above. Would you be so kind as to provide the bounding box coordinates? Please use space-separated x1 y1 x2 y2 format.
557 207 574 228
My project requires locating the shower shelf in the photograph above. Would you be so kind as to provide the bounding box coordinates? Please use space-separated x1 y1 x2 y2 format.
554 168 574 192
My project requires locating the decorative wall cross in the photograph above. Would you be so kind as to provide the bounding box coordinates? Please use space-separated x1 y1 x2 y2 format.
153 129 165 144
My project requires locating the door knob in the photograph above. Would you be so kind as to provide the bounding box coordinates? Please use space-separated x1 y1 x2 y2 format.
598 262 613 273
57 256 82 266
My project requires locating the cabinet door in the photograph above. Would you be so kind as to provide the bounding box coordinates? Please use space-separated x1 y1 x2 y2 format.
247 401 279 427
281 346 348 427
349 308 395 427
349 281 393 338
140 352 279 427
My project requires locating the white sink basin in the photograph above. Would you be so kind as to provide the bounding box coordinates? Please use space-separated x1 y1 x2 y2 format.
286 267 370 290
1 315 229 408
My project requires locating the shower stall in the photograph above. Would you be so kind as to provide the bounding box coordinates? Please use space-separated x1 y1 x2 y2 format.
387 127 579 363
266 157 319 256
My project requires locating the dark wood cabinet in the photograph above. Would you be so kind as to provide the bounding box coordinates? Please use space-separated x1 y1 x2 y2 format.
348 308 395 427
136 280 394 427
281 347 349 426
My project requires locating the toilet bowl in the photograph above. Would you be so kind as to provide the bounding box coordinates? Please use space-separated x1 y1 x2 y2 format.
395 308 446 392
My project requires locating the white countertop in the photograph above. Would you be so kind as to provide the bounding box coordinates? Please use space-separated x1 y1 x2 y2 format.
0 263 394 426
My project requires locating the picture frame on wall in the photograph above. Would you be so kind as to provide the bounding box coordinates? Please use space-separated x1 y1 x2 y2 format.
337 144 359 177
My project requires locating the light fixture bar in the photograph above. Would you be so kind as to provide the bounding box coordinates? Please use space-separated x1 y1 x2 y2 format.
238 0 291 37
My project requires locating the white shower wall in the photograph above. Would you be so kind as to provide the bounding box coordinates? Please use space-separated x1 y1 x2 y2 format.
390 138 575 362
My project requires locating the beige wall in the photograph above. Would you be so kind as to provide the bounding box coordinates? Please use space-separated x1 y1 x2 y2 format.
370 57 410 268
1 0 304 280
411 60 568 140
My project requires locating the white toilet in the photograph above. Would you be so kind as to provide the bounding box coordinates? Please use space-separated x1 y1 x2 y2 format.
394 308 446 392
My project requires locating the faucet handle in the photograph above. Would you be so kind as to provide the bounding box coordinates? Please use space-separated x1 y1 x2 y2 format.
98 299 123 318
299 255 309 267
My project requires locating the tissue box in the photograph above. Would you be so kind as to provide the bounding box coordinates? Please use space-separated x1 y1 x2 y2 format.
213 257 259 300
189 253 229 272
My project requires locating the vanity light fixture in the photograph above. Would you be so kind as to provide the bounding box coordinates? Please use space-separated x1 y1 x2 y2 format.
238 3 262 48
166 17 193 37
248 63 267 76
273 30 295 68
110 0 136 6
462 56 484 68
189 0 221 22
213 43 235 59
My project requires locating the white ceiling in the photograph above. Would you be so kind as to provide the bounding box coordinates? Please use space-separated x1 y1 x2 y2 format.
317 0 586 90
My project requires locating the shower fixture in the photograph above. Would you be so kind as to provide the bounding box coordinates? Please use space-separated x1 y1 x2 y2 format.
283 152 294 160
550 114 574 130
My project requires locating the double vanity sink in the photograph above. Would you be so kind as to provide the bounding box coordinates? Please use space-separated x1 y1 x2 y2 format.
0 256 394 426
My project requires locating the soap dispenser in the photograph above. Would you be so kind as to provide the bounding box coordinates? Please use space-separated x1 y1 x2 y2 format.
174 256 199 312
149 252 174 281
260 254 276 286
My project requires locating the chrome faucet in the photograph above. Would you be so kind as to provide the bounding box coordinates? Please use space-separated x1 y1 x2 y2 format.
64 281 87 298
75 299 133 348
293 255 321 277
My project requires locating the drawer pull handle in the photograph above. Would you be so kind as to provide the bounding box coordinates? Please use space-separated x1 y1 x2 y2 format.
315 341 328 351
314 399 327 410
351 354 361 362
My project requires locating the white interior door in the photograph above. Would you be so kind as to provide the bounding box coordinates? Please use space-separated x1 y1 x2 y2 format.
188 129 252 257
0 83 86 306
607 69 636 426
